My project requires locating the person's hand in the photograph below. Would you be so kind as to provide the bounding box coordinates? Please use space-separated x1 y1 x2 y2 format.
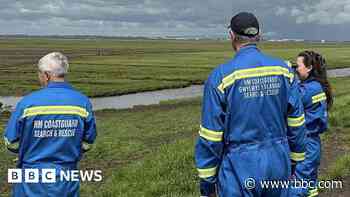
200 180 216 197
208 193 217 197
291 160 297 175
200 194 217 197
82 142 91 153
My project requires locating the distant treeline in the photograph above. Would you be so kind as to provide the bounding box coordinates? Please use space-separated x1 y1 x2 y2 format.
0 35 155 40
0 35 349 42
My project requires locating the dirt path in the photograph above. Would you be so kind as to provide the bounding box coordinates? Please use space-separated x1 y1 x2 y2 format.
328 68 350 78
315 127 349 196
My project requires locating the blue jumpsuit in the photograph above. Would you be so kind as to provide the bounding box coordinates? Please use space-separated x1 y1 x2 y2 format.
4 82 97 197
290 77 328 197
194 44 306 197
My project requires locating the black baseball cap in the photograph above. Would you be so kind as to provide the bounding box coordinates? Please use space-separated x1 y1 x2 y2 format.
228 12 259 37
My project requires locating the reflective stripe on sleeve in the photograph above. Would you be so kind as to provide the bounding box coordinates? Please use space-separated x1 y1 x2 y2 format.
290 152 305 161
197 166 217 179
312 92 327 104
199 125 223 142
288 114 305 127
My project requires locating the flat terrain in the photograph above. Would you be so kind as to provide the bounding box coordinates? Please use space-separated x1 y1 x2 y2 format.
1 38 350 97
1 77 349 196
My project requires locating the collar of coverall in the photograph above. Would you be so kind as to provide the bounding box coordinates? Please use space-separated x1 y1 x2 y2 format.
234 43 259 57
302 75 316 83
47 81 73 89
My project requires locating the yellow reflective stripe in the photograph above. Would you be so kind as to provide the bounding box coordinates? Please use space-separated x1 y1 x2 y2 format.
199 125 223 142
312 92 327 104
218 66 293 93
197 166 217 178
288 114 305 127
308 188 318 197
23 106 89 118
290 152 305 161
308 192 318 197
4 137 19 150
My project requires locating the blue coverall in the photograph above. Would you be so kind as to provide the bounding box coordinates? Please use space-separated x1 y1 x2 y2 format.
290 77 328 197
4 82 97 197
195 44 306 197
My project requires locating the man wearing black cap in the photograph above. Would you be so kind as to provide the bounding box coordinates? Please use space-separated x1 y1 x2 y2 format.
194 12 306 197
228 12 260 50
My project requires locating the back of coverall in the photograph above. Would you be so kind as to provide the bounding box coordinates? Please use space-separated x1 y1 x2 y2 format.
4 82 97 197
195 44 306 197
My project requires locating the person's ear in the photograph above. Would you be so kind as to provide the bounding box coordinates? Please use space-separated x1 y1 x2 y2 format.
256 34 261 42
38 71 48 87
44 72 51 81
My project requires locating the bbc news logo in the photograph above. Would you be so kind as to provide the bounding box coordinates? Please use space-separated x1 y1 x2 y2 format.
8 169 103 183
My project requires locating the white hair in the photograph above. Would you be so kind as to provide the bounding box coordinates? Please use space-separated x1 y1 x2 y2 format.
38 52 69 77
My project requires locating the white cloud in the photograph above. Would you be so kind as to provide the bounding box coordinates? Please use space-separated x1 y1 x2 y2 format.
283 0 350 25
0 0 349 40
275 7 287 16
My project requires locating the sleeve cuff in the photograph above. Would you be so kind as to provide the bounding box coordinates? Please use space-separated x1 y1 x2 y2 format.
199 125 223 142
4 137 19 153
197 166 217 179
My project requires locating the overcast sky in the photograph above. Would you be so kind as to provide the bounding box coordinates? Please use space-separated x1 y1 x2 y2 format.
0 0 349 40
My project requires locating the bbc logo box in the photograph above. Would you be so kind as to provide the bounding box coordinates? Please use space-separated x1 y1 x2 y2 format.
8 169 56 183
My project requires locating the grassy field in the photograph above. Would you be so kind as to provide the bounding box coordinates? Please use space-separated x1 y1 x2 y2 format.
1 38 350 97
1 76 349 196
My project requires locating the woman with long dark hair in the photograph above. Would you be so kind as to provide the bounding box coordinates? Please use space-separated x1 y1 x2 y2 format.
291 50 333 197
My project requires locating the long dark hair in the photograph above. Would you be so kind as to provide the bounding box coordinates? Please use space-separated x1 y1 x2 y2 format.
298 50 333 109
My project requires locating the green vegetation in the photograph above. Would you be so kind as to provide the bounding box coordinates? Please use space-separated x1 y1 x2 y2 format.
1 76 350 196
1 38 350 196
322 154 350 181
1 38 350 97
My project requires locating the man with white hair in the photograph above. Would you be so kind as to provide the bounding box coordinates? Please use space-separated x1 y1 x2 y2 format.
4 52 97 197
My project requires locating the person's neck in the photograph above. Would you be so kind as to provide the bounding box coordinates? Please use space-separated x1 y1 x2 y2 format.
50 78 65 83
235 42 252 52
